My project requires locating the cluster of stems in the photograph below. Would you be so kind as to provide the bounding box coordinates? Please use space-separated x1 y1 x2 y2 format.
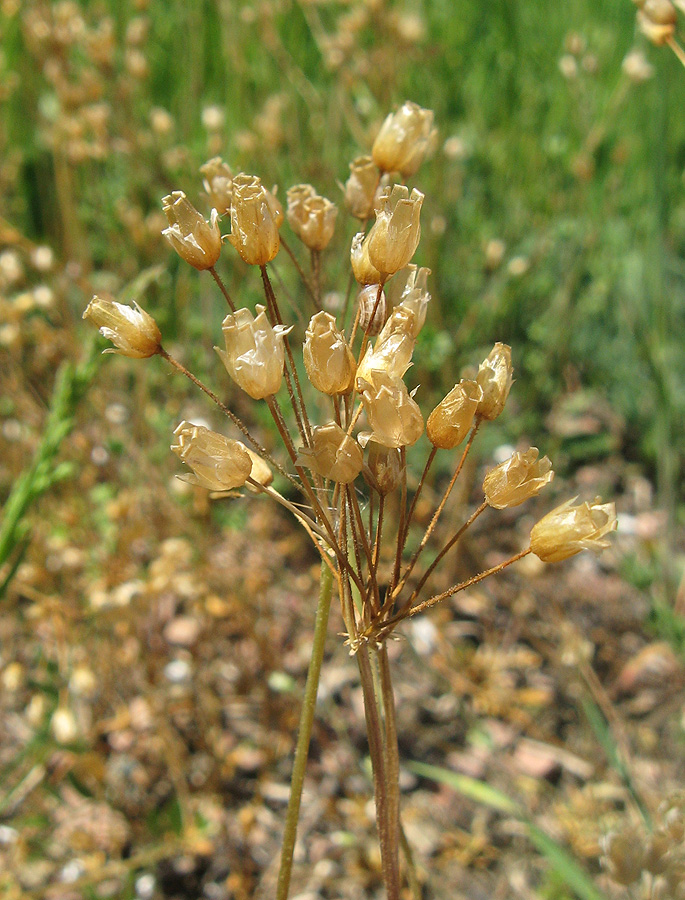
83 100 616 899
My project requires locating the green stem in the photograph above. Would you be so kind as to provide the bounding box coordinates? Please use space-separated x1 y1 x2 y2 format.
276 563 334 900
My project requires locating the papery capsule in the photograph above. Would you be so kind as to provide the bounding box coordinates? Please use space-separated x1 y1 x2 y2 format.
201 157 234 216
357 284 387 335
303 311 356 395
366 185 423 278
356 306 417 388
622 49 654 83
372 101 438 178
603 828 646 886
363 444 402 495
638 0 677 44
426 379 482 449
483 447 554 509
286 184 338 251
162 191 222 270
244 447 273 490
298 422 363 484
171 421 252 491
387 264 431 336
228 173 280 266
215 305 291 399
476 343 513 420
643 830 671 876
343 155 382 219
359 371 424 448
351 232 382 285
530 497 617 563
83 295 161 358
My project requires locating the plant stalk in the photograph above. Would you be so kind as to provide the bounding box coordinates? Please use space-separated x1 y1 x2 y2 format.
357 644 401 899
276 563 334 900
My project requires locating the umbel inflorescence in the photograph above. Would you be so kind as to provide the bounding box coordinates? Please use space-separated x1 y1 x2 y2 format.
84 100 617 897
84 99 616 647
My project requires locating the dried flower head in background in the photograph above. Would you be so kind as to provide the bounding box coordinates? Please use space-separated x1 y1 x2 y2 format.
372 100 438 177
286 184 338 251
201 157 234 215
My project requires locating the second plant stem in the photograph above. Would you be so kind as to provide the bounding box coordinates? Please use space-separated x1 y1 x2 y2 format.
358 642 402 899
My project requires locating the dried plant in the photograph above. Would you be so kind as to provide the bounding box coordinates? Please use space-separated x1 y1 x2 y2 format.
84 100 617 899
603 792 685 898
632 0 685 67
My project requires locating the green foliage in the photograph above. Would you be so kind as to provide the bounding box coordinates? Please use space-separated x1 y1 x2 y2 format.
0 343 100 597
580 698 651 826
648 598 685 659
408 761 608 900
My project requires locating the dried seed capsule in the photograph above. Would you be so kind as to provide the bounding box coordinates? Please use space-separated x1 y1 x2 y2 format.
476 343 513 420
343 155 382 219
356 306 417 388
83 295 161 358
228 174 281 266
372 101 438 178
426 379 482 449
531 497 617 563
351 232 382 285
171 422 252 491
286 184 338 251
242 448 273 491
644 830 671 876
356 284 387 335
366 184 423 277
363 444 403 495
603 827 646 886
483 447 554 509
387 264 431 336
216 305 291 399
298 422 363 484
622 49 654 83
359 370 424 449
201 157 234 216
661 795 685 841
638 0 677 45
303 311 356 395
162 191 222 270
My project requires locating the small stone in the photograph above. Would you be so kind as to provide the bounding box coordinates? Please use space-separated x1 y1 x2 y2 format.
617 642 682 694
0 825 18 845
135 873 156 899
232 744 266 773
512 739 562 780
163 616 201 647
164 658 192 683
